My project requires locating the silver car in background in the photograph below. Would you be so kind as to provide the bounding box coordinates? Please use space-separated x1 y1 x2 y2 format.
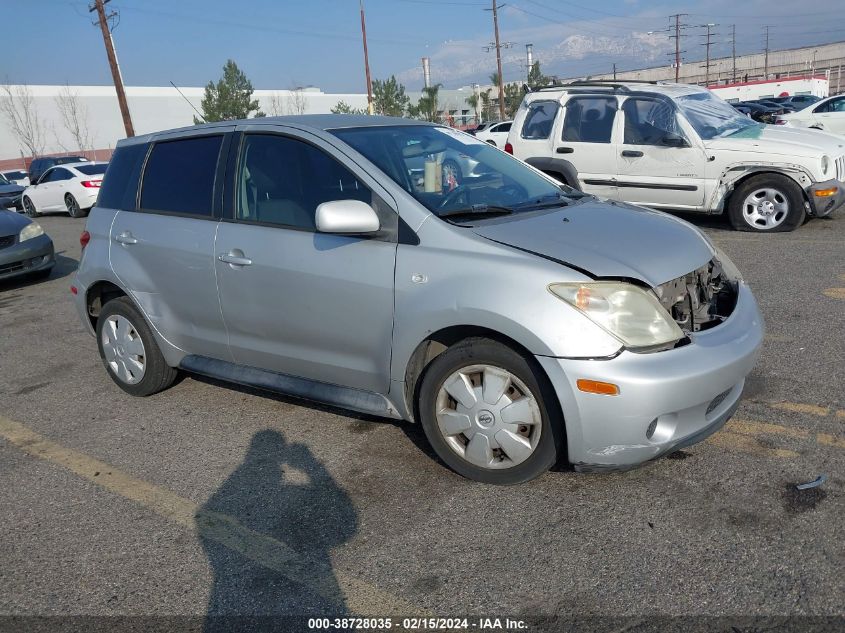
71 115 764 484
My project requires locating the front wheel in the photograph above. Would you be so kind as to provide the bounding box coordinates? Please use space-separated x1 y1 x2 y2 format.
417 338 565 484
96 297 178 396
727 174 805 232
22 196 38 218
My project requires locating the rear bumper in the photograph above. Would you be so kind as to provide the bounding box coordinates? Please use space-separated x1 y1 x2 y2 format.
806 179 845 217
0 234 55 281
537 283 764 471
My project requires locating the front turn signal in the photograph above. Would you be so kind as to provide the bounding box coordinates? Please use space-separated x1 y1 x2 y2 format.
576 379 620 396
814 187 838 198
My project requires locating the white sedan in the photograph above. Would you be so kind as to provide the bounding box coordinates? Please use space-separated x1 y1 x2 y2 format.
21 162 108 218
776 95 845 135
474 120 513 147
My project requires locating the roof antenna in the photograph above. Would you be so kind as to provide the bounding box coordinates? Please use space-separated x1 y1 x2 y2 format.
170 80 206 123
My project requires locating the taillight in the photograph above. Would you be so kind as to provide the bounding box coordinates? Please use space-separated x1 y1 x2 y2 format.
80 230 90 250
505 142 514 154
81 180 102 188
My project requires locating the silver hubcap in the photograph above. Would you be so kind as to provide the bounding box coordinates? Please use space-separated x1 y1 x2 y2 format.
742 187 789 229
101 315 146 384
435 364 542 470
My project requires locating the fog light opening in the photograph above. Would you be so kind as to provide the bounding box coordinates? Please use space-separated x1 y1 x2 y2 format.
646 418 658 440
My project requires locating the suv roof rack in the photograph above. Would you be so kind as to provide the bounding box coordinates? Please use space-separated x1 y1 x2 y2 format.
532 80 664 93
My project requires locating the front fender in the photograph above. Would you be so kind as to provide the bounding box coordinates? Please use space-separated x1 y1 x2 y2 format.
707 162 815 212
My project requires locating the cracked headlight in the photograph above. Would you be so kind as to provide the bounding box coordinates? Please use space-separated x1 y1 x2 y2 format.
549 282 684 350
19 221 44 242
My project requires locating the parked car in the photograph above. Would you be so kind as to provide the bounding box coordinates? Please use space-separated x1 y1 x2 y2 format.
775 94 845 134
28 155 88 184
733 101 782 123
0 173 25 211
770 94 821 109
749 99 797 113
22 162 108 218
731 104 754 118
0 209 55 282
507 81 845 232
474 120 513 147
72 115 763 483
1 170 30 186
467 122 493 136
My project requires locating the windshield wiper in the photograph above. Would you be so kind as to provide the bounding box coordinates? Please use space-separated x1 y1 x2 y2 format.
512 192 574 210
437 204 514 219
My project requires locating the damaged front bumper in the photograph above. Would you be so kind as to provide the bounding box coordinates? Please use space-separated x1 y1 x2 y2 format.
537 282 764 472
806 179 845 217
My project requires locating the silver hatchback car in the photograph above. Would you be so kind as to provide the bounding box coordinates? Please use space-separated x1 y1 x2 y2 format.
72 115 764 484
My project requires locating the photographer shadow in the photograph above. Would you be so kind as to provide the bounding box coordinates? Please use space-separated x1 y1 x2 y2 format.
199 429 357 632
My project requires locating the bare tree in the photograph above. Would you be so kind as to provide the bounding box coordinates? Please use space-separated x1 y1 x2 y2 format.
285 86 308 115
0 82 47 157
267 92 285 116
55 84 93 152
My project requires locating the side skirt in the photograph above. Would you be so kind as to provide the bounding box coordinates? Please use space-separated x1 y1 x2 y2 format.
179 355 403 419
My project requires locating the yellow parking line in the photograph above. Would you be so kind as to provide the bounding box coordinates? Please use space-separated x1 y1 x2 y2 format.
837 410 845 419
726 419 809 439
0 415 420 616
817 433 845 449
822 288 845 300
769 402 830 417
707 431 799 459
709 418 845 458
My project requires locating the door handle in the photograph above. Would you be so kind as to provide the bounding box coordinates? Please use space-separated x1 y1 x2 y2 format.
621 150 644 157
218 252 253 267
556 147 574 154
113 231 137 245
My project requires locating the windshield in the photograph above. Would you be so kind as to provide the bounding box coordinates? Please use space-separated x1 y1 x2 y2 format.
330 125 573 219
0 174 9 185
676 91 759 140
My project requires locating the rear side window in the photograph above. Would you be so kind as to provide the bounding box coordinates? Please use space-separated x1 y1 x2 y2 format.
495 122 512 133
98 143 149 211
562 96 617 143
521 101 559 139
141 135 223 217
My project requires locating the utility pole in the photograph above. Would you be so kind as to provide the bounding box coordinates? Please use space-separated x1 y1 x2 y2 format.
485 1 507 120
730 24 737 83
763 26 771 79
613 63 617 80
89 0 134 137
360 0 374 115
700 24 717 86
671 14 687 82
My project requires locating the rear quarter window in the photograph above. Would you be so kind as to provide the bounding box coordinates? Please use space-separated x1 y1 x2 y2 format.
140 135 223 217
97 143 150 211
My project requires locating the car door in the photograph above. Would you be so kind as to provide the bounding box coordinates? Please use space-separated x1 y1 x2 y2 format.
615 96 705 209
29 168 62 210
811 96 845 134
214 127 397 394
109 131 233 360
554 95 619 199
489 122 512 147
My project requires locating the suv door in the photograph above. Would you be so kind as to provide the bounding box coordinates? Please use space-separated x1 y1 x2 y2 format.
109 131 232 360
615 96 705 209
555 95 619 199
214 128 397 394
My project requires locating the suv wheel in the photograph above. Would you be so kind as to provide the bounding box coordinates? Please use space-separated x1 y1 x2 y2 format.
22 196 39 218
96 297 178 396
418 338 564 484
727 173 805 232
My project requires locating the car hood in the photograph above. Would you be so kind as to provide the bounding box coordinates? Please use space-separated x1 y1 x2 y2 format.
705 125 845 158
0 209 32 235
0 183 25 197
471 199 714 287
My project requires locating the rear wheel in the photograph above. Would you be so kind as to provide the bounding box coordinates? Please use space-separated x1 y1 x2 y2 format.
727 173 805 232
22 196 38 218
418 338 565 484
96 297 178 396
65 193 85 218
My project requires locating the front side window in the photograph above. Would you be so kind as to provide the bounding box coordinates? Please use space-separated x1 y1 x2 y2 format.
141 135 223 217
521 101 559 139
622 97 684 145
562 97 617 144
236 134 371 230
815 98 845 113
331 125 575 221
52 168 73 181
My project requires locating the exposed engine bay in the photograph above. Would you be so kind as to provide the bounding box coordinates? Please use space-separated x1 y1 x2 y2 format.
653 259 738 333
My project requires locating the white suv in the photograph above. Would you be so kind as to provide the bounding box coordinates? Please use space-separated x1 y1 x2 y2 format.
507 81 845 232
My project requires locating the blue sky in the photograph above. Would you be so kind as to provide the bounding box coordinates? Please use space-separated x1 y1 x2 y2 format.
4 0 844 92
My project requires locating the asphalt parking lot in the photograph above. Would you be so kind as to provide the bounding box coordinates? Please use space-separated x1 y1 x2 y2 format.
1 211 843 630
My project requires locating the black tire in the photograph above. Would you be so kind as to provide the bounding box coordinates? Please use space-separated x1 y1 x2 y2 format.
727 173 806 232
417 337 565 484
22 196 39 218
486 139 497 146
96 297 178 397
65 193 85 218
441 159 463 186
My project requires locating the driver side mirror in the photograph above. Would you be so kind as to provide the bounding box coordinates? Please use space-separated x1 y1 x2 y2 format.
316 200 380 235
661 132 689 147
